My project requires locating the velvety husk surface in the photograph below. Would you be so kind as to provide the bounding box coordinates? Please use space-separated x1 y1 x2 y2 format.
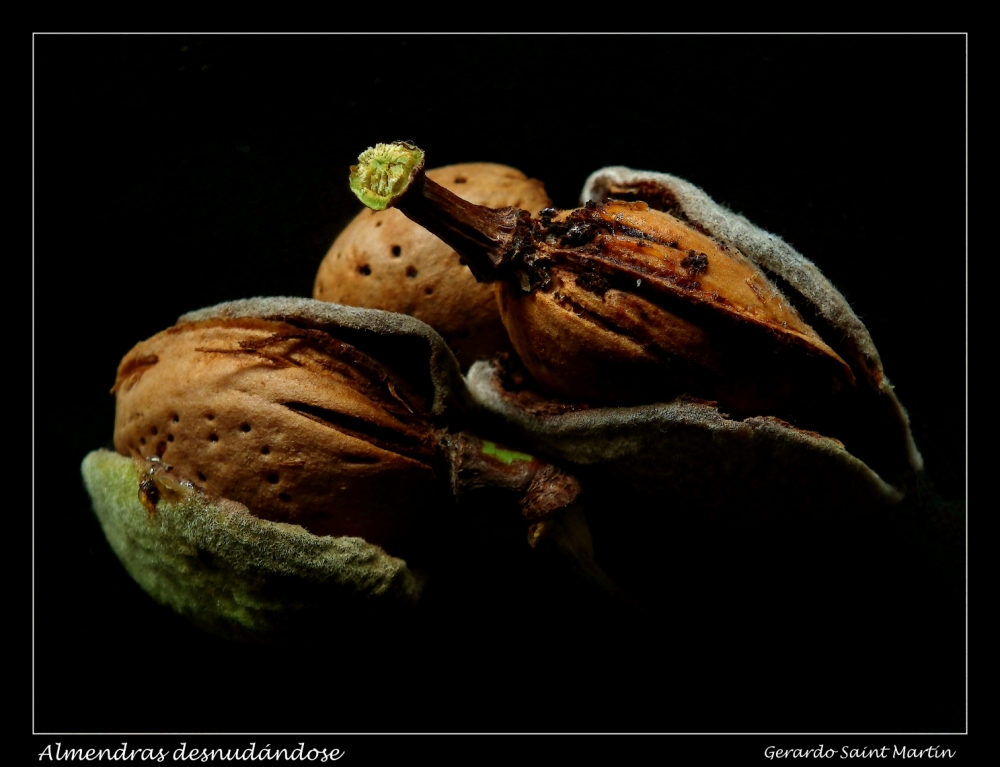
85 297 473 640
581 166 923 476
466 359 902 518
463 167 924 517
82 449 424 643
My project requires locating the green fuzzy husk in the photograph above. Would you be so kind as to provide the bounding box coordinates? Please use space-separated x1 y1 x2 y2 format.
82 449 424 642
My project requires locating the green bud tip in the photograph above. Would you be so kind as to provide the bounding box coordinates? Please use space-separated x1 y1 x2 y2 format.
481 440 534 465
349 141 425 211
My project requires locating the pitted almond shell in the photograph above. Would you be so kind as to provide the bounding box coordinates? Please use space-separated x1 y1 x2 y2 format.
179 296 470 416
314 163 551 368
112 297 471 552
497 199 855 417
465 168 923 504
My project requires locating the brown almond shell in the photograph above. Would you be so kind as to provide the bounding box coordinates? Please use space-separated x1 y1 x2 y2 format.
497 200 856 420
87 297 477 641
112 315 442 551
315 163 551 368
580 166 922 477
467 167 922 511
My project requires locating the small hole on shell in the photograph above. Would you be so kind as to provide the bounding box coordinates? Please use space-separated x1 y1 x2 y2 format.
172 414 179 423
206 414 215 421
167 434 174 442
425 287 433 295
391 245 401 257
209 434 219 443
150 426 158 436
140 437 146 445
406 266 418 278
453 176 467 183
261 446 270 455
267 473 279 484
358 265 371 276
241 423 251 433
197 472 207 482
278 492 291 502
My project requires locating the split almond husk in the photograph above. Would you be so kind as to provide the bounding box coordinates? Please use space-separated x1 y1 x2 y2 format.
348 143 921 507
463 166 923 515
86 297 618 641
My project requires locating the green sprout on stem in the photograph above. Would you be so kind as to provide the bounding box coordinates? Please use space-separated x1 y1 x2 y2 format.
349 141 425 211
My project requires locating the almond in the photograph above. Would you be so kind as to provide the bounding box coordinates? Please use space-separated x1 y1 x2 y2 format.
86 297 617 640
348 142 921 483
112 312 442 552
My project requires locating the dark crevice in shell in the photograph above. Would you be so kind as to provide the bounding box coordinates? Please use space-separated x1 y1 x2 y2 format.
269 318 443 414
282 401 438 465
196 321 435 423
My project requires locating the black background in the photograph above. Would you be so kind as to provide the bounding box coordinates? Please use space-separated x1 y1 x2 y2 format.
33 33 967 743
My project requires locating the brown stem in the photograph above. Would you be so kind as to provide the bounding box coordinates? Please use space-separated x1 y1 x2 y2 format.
441 431 641 611
350 141 534 283
443 431 581 533
397 174 533 283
